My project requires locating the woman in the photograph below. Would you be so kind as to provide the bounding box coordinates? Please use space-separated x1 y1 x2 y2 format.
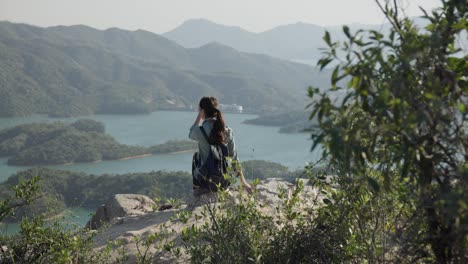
189 97 252 195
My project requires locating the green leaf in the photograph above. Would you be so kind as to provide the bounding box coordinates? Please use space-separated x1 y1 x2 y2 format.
331 66 340 85
318 57 333 70
311 133 324 151
370 30 384 41
343 25 351 39
459 103 466 113
323 31 331 46
352 77 360 89
423 92 436 100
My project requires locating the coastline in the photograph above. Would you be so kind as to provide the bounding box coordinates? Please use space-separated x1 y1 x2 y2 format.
3 148 197 168
157 149 196 155
118 154 152 160
119 148 196 160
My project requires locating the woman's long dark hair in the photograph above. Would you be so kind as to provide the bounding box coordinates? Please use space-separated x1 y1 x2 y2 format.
199 96 226 145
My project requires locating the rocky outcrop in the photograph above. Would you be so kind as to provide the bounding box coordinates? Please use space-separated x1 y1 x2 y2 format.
88 178 323 263
86 194 157 230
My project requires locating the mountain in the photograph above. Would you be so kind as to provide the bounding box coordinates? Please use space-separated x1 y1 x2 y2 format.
0 21 329 117
164 19 359 62
164 18 467 63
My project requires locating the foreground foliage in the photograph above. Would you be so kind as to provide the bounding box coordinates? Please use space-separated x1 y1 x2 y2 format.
308 0 467 262
0 177 126 264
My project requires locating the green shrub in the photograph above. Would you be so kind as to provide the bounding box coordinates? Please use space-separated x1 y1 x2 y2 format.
308 1 467 262
0 176 126 263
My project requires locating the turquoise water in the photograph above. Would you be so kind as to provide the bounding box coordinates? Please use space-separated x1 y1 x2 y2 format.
0 111 321 182
0 207 92 235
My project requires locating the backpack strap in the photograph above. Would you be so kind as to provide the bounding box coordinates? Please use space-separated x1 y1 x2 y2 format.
200 126 212 145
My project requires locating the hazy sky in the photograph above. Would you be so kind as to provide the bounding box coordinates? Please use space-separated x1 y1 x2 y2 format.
1 0 442 33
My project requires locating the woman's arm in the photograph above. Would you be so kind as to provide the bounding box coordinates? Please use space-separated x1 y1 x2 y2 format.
193 109 204 126
188 109 205 140
226 128 251 193
238 170 253 194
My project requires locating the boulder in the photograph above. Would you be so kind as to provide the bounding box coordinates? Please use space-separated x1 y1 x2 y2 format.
86 194 156 230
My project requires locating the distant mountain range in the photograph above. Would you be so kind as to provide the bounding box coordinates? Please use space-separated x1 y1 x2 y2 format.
0 21 330 117
163 19 385 63
164 18 467 63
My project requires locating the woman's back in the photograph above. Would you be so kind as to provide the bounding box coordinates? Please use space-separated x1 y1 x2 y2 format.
189 96 250 194
189 119 237 166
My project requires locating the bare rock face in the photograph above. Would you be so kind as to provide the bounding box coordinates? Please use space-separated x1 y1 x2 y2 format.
86 194 156 230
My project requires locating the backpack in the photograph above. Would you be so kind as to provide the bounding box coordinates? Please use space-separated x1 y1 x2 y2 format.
198 126 231 191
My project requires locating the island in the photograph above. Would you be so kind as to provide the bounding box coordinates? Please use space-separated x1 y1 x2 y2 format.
0 120 197 166
243 111 318 133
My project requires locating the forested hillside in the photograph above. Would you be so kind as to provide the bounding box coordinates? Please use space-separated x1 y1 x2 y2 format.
0 22 330 117
0 168 193 221
0 160 300 222
0 120 196 165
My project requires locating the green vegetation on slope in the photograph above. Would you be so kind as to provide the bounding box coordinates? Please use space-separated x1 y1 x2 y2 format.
0 160 298 222
0 176 126 263
0 22 330 117
0 120 197 166
149 140 197 154
0 168 192 222
0 120 146 165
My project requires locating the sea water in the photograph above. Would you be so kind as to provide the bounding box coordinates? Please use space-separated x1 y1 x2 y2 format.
0 111 322 229
0 111 321 182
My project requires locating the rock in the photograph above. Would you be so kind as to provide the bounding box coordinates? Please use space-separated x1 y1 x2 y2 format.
86 194 156 230
88 178 323 263
86 205 108 230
